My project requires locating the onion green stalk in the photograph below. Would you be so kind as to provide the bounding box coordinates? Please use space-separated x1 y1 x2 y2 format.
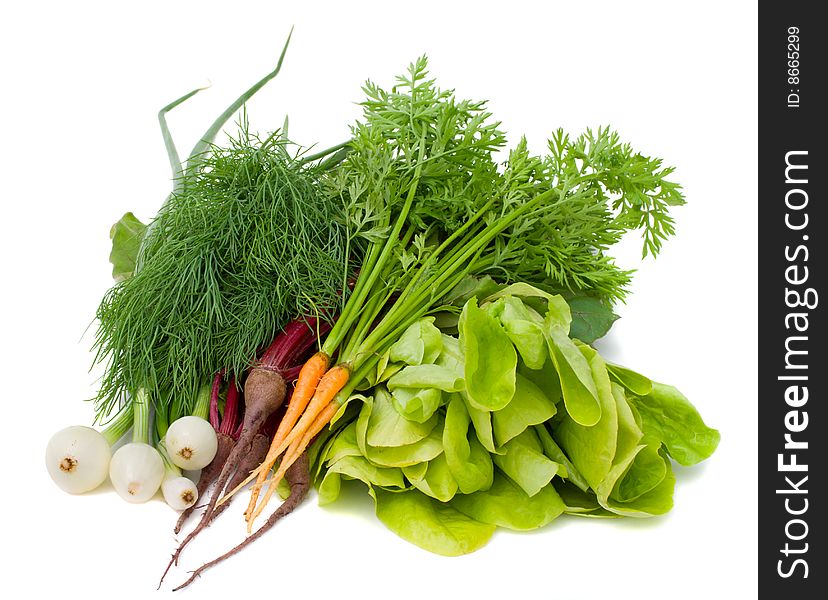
100 401 135 445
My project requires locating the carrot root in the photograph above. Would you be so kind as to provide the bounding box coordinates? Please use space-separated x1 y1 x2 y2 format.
247 400 340 530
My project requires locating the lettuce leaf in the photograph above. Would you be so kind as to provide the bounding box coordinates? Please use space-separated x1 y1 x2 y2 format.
374 488 495 556
109 212 147 281
452 470 565 530
631 382 720 466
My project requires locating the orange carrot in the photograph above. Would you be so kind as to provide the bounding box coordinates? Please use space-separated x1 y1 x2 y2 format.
218 363 350 510
248 401 340 530
278 363 350 451
243 352 329 517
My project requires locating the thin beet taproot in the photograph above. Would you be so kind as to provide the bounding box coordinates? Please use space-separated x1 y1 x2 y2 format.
173 452 310 591
159 368 285 585
210 431 270 522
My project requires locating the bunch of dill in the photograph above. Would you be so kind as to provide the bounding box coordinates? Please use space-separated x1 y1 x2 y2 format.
93 127 353 419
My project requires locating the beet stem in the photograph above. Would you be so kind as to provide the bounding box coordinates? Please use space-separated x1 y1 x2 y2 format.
218 374 239 436
209 372 222 431
259 318 315 369
281 364 303 382
282 318 333 368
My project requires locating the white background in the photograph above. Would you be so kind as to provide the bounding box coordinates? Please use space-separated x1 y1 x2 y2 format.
1 1 757 598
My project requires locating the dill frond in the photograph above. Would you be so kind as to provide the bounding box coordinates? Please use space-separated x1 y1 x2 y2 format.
93 125 352 419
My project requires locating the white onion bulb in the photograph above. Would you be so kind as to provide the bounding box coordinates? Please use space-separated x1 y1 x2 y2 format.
45 426 111 494
109 442 164 503
165 416 218 470
162 475 199 511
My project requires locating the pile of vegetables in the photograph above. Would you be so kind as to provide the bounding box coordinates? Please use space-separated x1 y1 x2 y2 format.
44 36 718 589
309 288 718 555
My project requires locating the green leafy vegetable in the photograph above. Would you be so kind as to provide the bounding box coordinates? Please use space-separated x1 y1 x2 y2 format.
390 387 444 423
460 298 517 411
544 301 601 426
356 395 444 467
94 124 353 418
607 363 653 396
488 296 547 369
366 388 438 448
492 429 563 497
492 373 557 446
373 488 495 556
443 394 494 494
403 454 458 502
108 212 147 282
387 365 464 393
313 293 717 554
452 471 565 530
389 317 443 365
102 55 706 562
553 345 618 488
630 382 720 466
566 295 619 343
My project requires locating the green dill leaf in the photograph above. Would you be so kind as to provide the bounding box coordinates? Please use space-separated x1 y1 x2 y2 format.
93 125 352 419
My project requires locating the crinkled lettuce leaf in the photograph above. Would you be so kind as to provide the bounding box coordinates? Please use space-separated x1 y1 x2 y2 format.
452 470 565 530
373 488 495 556
443 394 494 494
554 345 618 488
390 387 444 423
389 317 443 366
493 429 563 497
367 387 438 447
488 296 547 369
356 395 445 467
460 298 516 411
492 373 557 446
631 382 720 466
544 298 601 426
403 453 458 502
607 363 653 396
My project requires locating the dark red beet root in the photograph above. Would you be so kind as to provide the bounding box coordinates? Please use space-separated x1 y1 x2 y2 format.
159 368 287 586
174 432 236 534
208 432 271 522
173 453 311 591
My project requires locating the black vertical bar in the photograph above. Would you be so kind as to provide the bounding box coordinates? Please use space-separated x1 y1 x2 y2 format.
759 2 824 597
